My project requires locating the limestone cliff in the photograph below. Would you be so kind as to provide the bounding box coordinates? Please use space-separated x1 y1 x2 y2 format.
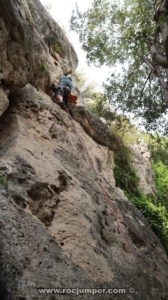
0 1 168 299
130 142 157 197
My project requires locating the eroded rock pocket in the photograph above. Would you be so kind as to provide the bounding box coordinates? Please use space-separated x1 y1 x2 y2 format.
27 172 68 226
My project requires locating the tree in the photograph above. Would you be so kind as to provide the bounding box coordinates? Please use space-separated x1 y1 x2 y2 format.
75 70 102 107
70 0 168 132
75 70 97 98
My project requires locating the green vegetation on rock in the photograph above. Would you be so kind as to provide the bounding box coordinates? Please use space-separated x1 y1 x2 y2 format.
114 155 168 254
153 161 168 211
0 175 8 190
41 63 47 72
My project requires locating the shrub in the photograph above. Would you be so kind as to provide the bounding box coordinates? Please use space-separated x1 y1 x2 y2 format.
153 161 168 212
41 63 47 72
114 159 140 196
127 192 168 253
0 175 8 190
114 157 168 254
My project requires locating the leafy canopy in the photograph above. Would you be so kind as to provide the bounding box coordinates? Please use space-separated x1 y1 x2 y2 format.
71 0 168 132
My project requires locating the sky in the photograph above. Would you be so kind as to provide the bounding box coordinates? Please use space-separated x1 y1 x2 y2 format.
39 0 110 90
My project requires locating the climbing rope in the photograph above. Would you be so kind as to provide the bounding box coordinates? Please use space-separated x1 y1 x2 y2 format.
62 102 168 278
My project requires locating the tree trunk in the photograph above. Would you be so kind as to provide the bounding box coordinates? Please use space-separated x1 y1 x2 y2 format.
155 65 168 106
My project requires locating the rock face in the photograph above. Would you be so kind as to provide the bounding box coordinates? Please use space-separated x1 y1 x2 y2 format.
0 1 168 300
0 84 167 299
0 88 9 117
130 142 157 196
0 0 78 93
71 106 124 152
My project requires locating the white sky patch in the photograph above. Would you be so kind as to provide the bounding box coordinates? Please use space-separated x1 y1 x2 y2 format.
39 0 111 90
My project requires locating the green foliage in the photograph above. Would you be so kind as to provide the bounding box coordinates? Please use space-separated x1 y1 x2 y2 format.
58 112 65 125
153 161 168 211
114 153 168 254
104 69 168 133
40 103 44 112
75 70 100 100
53 42 63 56
41 63 47 72
38 96 44 111
86 96 113 119
86 95 140 138
114 160 140 196
86 96 122 128
149 136 168 212
0 175 8 190
149 136 168 165
128 192 168 253
71 0 168 133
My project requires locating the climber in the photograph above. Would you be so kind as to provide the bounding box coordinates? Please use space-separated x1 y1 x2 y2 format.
52 74 77 106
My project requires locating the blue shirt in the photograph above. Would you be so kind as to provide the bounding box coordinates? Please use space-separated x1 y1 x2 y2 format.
59 76 72 91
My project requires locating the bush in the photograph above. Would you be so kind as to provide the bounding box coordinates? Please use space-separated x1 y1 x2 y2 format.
127 192 168 253
114 158 168 254
153 161 168 212
41 63 47 72
114 160 140 196
149 136 168 165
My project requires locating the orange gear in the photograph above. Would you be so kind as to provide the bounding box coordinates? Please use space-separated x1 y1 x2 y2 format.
67 94 78 104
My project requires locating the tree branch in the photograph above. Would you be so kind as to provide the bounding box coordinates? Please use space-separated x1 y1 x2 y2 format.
139 71 152 103
154 65 168 106
143 57 168 106
150 43 168 68
143 58 156 72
